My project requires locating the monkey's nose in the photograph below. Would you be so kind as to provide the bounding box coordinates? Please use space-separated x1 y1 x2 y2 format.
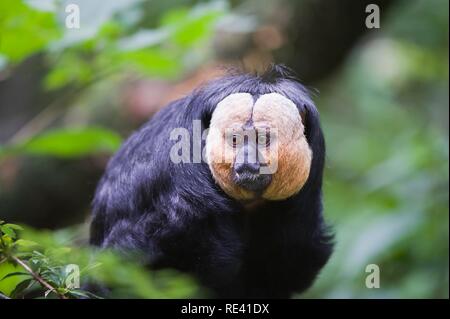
234 162 260 175
233 162 272 193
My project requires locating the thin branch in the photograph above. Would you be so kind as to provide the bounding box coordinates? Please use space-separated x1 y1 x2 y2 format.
8 101 64 144
9 84 88 144
8 67 119 145
11 256 68 299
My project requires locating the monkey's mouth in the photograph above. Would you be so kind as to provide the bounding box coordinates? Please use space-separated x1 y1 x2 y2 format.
233 171 272 193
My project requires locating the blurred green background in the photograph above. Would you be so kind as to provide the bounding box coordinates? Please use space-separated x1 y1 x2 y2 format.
0 0 448 298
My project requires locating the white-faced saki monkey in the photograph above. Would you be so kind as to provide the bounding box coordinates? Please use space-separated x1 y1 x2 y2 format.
90 65 334 298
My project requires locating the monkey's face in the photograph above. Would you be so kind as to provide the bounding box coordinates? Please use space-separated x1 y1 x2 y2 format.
205 93 312 201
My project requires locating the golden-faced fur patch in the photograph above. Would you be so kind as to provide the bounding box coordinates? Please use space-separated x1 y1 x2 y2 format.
205 92 312 201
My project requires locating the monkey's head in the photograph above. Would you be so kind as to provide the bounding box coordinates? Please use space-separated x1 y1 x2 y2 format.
205 90 313 201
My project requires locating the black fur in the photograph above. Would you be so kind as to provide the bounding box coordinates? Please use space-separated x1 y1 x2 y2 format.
90 65 334 298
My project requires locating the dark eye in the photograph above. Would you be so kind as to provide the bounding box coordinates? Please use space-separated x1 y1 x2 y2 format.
257 131 270 147
229 133 243 148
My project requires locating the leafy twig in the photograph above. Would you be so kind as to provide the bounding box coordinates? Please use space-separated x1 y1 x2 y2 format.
11 256 68 299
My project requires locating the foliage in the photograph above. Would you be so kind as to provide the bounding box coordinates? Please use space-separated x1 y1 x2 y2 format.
0 0 227 155
0 0 61 63
0 127 122 159
0 220 200 299
302 0 448 298
1 0 227 83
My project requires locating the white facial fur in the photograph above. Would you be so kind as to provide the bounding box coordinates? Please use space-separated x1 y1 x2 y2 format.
206 92 312 201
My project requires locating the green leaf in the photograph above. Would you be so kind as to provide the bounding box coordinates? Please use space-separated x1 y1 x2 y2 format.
172 11 223 48
161 2 226 48
12 127 122 158
0 225 16 239
44 52 94 90
115 49 181 78
0 0 61 63
15 239 38 248
1 272 31 281
10 279 34 299
0 262 28 296
3 224 24 231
